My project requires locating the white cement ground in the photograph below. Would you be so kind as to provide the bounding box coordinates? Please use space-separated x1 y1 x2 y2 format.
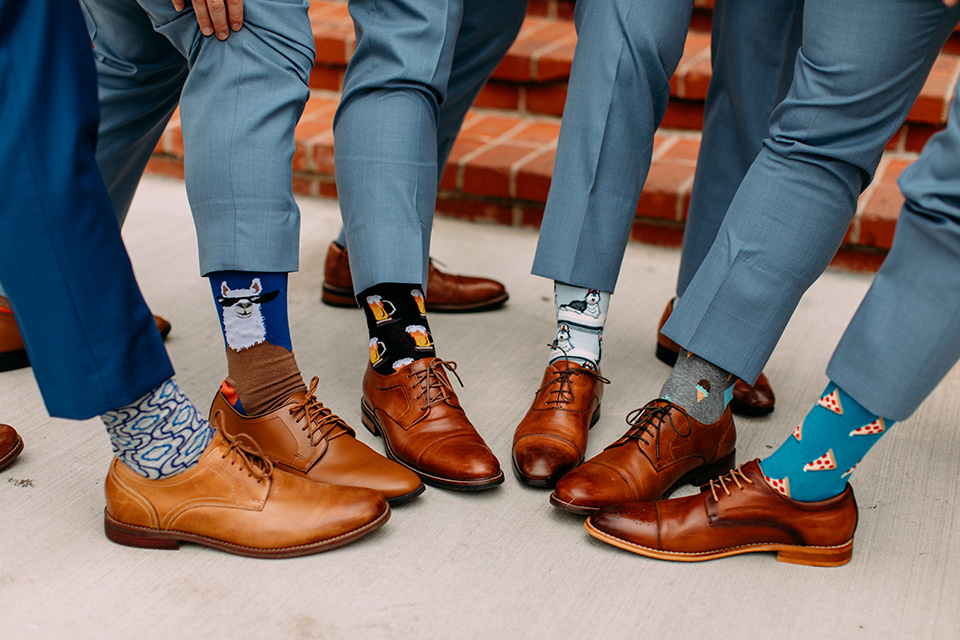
1 175 958 639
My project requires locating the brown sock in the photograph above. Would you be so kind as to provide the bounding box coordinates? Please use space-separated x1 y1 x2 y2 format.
225 342 306 415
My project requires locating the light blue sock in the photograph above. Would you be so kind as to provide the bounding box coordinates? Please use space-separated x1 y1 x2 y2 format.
760 382 895 501
101 378 214 479
549 283 611 369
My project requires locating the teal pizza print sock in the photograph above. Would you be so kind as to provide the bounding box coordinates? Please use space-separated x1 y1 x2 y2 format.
549 282 611 370
759 382 895 501
658 349 736 424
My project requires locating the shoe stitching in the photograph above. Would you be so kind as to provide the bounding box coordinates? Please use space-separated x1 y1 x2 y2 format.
588 522 854 557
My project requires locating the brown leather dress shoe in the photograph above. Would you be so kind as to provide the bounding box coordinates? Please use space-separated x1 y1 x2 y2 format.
361 358 503 490
586 459 858 567
0 423 24 471
321 241 509 312
656 298 775 416
0 300 171 372
104 428 390 558
512 360 609 487
550 399 736 514
210 377 424 505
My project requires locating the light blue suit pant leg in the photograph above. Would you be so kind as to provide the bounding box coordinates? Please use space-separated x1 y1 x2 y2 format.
81 0 315 275
663 0 960 385
333 0 526 254
334 0 526 293
827 84 960 421
676 0 803 296
530 0 693 293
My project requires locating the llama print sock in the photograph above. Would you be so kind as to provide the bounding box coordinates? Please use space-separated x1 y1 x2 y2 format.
549 283 611 370
101 378 214 479
359 283 435 374
659 349 736 424
759 383 895 501
210 271 305 415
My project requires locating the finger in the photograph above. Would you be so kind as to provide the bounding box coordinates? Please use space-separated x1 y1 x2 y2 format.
227 0 244 31
172 0 185 11
191 0 215 36
204 0 230 40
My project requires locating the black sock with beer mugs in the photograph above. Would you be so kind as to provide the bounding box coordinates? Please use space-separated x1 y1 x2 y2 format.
358 283 436 374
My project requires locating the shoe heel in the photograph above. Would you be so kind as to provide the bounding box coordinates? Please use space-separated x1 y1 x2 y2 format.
685 450 736 487
777 539 853 567
360 400 381 437
104 511 179 551
655 343 679 367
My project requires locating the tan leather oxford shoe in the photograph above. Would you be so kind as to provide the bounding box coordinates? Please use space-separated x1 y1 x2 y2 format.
210 377 424 505
104 428 390 558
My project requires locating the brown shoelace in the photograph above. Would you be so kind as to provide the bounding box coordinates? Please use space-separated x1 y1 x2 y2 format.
538 361 610 406
408 358 463 412
288 376 351 446
620 399 693 459
220 430 274 482
708 464 754 502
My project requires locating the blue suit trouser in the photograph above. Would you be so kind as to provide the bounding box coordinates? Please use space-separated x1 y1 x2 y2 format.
333 0 527 293
0 0 173 419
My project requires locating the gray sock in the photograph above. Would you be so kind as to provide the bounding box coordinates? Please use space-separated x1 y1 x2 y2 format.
659 349 736 424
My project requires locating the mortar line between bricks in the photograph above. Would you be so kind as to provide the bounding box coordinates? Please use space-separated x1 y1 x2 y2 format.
529 32 578 80
943 61 960 123
675 172 696 222
651 135 680 162
508 145 558 200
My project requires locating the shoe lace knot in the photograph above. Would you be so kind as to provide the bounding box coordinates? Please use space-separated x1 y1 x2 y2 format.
708 464 754 503
289 376 350 446
538 358 610 406
621 399 692 459
409 358 462 412
220 430 274 483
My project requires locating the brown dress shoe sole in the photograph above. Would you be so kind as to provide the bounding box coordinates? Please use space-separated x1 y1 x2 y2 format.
512 404 602 489
361 399 504 491
0 432 23 471
103 507 390 559
585 519 854 567
321 284 509 313
548 450 737 515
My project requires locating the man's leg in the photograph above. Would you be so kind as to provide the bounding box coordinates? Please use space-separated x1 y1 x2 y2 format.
320 0 523 312
654 0 805 416
513 0 693 489
335 0 504 490
583 0 960 567
83 0 423 503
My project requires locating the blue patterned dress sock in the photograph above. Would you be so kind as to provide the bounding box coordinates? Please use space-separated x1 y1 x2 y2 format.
760 383 895 502
549 283 611 369
659 349 736 424
101 378 214 479
359 283 435 374
209 271 305 415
